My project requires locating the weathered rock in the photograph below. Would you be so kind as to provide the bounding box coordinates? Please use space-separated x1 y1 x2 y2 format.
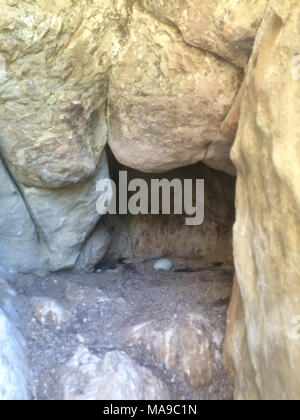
219 79 247 145
108 3 242 175
59 346 171 400
0 150 110 274
0 0 128 189
19 152 111 272
206 79 247 175
0 307 32 400
139 0 268 68
229 0 300 400
66 283 109 305
0 0 247 277
0 157 46 276
178 322 213 389
120 314 213 389
0 0 129 275
32 297 73 327
223 277 243 384
75 224 111 272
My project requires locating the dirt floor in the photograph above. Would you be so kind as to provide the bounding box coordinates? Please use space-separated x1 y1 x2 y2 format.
5 258 234 400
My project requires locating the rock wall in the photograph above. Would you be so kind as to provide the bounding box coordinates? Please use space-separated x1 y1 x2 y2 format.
0 0 267 275
0 0 299 402
228 0 300 400
108 2 243 175
138 0 268 68
0 0 127 274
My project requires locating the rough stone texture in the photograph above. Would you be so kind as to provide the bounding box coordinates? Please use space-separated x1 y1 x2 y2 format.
219 80 247 145
0 282 32 400
11 261 233 400
59 347 171 400
108 3 243 175
139 0 267 69
223 277 243 384
0 0 127 189
0 158 46 276
0 150 110 273
0 0 125 275
208 79 247 175
0 1 123 274
32 297 73 327
0 0 264 276
19 153 110 272
121 314 213 389
229 0 300 400
74 224 111 273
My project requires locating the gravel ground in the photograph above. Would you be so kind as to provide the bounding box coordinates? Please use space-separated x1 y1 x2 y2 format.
5 259 234 400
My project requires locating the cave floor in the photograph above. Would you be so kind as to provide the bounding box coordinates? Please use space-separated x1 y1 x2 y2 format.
6 259 234 400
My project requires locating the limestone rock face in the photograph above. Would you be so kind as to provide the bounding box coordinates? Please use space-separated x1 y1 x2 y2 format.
59 347 171 400
229 0 300 400
108 3 242 175
0 0 127 188
139 0 268 68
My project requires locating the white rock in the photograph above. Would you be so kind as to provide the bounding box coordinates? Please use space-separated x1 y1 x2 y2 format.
120 315 213 389
154 258 173 272
32 298 73 327
59 346 171 400
0 308 31 400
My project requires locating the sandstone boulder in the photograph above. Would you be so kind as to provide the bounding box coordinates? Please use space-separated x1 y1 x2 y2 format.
229 0 300 400
139 0 267 69
0 0 127 188
108 3 242 175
